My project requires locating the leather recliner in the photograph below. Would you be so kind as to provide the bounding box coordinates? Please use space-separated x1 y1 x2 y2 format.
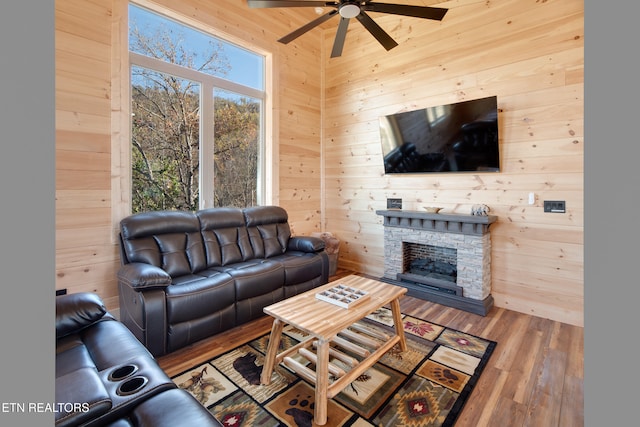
117 205 329 357
55 291 221 426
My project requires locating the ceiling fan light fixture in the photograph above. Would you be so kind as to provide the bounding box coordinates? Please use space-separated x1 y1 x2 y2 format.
339 3 360 19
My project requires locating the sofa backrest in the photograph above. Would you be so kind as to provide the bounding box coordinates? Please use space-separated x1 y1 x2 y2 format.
196 207 254 267
119 210 206 276
119 206 296 274
243 206 291 258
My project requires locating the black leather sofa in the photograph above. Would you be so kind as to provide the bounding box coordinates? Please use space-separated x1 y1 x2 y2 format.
55 291 221 427
117 205 330 357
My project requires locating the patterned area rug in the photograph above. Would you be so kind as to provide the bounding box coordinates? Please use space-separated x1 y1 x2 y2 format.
171 307 496 426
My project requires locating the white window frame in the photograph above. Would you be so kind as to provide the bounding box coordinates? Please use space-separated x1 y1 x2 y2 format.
112 0 276 238
130 52 266 208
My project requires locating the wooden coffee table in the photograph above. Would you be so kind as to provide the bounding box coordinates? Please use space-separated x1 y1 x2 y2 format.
260 275 407 425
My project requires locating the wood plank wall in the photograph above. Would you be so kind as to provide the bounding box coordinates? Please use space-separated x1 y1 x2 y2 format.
55 0 324 310
56 0 119 306
55 0 583 327
321 0 584 326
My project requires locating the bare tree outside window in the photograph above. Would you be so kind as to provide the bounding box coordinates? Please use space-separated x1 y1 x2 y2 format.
213 91 260 207
131 68 201 211
129 4 263 213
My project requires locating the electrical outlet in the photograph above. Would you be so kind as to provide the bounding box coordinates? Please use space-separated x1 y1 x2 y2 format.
543 200 566 213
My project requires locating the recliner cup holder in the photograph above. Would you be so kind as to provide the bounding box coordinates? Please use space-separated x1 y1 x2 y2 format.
108 364 138 381
116 376 148 396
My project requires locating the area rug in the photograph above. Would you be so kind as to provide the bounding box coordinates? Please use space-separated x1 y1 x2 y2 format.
171 307 497 426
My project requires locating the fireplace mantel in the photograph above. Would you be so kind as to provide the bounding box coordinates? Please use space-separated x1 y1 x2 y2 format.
375 210 498 236
376 209 497 316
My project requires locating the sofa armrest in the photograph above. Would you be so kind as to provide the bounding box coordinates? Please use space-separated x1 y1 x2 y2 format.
117 263 172 290
56 292 108 339
287 236 325 253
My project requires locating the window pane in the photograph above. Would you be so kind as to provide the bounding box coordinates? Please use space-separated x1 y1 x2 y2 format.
213 89 260 207
131 66 200 212
128 2 266 211
129 4 263 90
221 44 264 91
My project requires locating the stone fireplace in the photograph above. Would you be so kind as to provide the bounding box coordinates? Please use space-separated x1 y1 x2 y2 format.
376 209 497 315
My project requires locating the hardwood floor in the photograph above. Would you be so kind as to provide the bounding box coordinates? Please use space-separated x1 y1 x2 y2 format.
157 269 584 426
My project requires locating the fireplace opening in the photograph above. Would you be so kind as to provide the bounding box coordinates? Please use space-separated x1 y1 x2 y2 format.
403 242 457 283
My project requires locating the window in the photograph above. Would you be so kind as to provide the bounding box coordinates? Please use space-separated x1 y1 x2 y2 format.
426 105 448 126
128 3 265 212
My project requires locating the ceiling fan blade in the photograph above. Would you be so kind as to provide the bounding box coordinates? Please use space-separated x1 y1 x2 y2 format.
331 17 350 58
363 3 448 21
278 10 338 44
247 1 336 8
355 11 398 51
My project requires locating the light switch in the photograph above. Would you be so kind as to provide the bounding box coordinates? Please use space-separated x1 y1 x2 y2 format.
528 192 535 205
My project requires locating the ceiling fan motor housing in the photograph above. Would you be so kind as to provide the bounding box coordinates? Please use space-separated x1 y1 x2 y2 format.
339 2 361 18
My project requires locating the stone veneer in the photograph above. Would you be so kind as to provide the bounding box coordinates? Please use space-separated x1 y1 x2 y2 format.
376 210 497 314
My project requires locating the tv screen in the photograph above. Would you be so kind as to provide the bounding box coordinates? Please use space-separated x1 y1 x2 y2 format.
379 96 500 174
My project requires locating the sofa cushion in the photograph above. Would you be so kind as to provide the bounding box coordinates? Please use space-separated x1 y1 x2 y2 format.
270 252 327 285
79 318 154 370
56 318 155 378
243 205 289 226
56 292 107 338
244 206 291 258
55 367 112 427
211 227 254 265
198 207 255 266
249 223 288 258
120 210 199 240
57 335 98 377
197 207 245 230
212 259 285 325
215 259 284 301
120 210 206 275
166 272 235 324
105 389 222 427
153 232 205 276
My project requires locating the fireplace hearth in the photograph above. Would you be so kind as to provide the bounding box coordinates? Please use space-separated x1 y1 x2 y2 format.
376 209 497 315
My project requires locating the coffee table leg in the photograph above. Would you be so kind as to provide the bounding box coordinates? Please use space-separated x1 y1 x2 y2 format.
261 319 284 385
314 338 330 425
390 298 407 352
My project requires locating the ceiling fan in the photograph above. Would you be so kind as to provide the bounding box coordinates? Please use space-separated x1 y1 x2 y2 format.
247 1 448 58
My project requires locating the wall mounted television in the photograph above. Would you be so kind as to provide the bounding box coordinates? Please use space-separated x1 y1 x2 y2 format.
379 96 500 174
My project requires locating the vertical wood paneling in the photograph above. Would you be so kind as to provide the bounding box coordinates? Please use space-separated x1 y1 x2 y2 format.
321 0 584 326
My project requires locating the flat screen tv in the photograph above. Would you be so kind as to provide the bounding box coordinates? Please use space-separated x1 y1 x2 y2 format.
379 96 500 174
